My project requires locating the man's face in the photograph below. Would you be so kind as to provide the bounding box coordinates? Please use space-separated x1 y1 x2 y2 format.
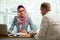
18 8 26 17
40 8 47 16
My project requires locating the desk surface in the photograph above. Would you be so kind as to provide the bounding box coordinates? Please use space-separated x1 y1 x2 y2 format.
0 34 34 38
0 34 36 40
0 38 36 40
0 32 36 38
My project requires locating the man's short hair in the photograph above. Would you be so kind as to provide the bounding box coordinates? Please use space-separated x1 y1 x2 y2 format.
41 2 51 11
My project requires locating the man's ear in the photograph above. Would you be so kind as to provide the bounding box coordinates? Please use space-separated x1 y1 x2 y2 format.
43 8 47 12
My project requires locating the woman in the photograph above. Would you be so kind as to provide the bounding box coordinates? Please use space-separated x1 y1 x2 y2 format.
9 5 34 34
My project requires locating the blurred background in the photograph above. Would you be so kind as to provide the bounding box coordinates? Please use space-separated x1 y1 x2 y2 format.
0 0 60 33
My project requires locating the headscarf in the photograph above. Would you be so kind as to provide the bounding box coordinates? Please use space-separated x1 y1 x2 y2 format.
17 12 28 25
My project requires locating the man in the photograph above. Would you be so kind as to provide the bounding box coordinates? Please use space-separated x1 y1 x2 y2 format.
35 2 60 40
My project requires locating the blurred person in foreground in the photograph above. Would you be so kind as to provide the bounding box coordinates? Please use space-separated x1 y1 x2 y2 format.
35 2 60 40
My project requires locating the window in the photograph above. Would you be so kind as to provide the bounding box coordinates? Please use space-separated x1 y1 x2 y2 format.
0 0 60 33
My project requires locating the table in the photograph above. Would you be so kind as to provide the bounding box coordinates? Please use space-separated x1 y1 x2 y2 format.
0 34 36 40
0 38 36 40
0 33 37 40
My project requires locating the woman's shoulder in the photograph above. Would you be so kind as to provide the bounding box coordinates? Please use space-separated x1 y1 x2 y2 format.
28 17 31 20
27 17 32 22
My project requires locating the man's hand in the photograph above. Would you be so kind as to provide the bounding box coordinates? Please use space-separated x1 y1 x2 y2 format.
30 33 37 37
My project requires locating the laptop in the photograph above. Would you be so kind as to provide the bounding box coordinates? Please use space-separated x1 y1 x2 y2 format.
0 24 8 36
